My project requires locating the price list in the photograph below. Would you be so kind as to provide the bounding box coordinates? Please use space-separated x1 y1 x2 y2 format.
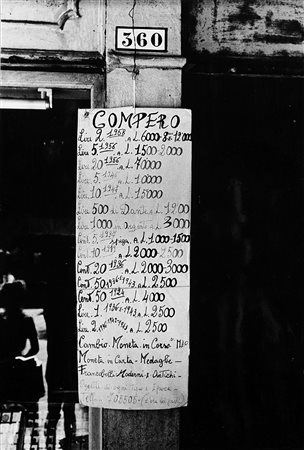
76 107 191 409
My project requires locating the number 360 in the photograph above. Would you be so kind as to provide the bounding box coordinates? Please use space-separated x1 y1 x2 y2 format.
122 32 163 48
116 28 167 51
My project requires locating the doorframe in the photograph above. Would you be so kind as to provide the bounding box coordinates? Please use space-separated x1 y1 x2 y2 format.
1 70 105 108
1 69 105 449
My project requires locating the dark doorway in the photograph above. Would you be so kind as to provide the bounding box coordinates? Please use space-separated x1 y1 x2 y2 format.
181 73 304 448
0 90 90 448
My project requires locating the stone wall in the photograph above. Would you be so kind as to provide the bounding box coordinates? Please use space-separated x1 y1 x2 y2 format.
183 0 304 58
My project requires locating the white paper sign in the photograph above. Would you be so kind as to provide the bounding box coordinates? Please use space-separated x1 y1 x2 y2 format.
76 107 191 409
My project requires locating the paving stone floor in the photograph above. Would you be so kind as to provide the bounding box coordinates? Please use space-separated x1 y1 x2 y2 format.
0 309 89 449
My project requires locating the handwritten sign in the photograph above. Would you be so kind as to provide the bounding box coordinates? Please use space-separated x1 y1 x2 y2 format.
76 107 191 409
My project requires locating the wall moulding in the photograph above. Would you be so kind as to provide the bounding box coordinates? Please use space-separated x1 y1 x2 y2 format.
183 55 304 78
1 49 105 73
106 51 186 72
1 0 80 30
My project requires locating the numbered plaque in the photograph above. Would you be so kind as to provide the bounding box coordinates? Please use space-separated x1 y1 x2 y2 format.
116 27 167 52
77 107 191 409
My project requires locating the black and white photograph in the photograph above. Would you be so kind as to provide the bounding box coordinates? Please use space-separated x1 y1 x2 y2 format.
0 1 304 449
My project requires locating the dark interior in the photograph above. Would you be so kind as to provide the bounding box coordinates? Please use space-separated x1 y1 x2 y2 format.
181 73 304 448
0 94 89 303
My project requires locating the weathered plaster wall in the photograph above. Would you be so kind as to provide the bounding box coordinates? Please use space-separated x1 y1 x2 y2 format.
102 408 179 450
184 0 304 57
1 0 102 51
106 0 185 108
106 66 183 108
106 0 181 55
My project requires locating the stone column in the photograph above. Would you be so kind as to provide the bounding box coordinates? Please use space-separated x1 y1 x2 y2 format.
99 1 185 448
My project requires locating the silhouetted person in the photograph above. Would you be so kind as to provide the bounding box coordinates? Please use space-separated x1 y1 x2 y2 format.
42 244 78 446
0 280 39 402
